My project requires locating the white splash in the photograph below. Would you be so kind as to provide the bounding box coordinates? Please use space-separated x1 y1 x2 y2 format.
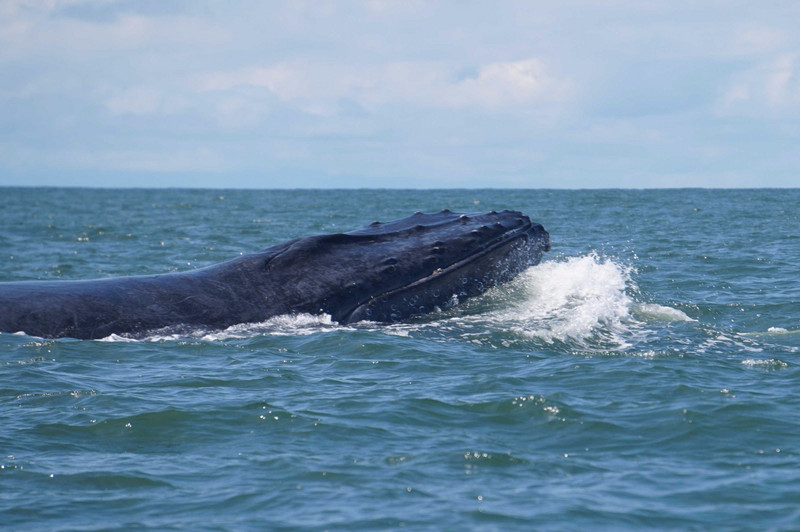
201 313 344 340
98 313 345 342
505 254 635 343
97 333 139 343
632 303 695 322
453 253 646 349
741 358 788 369
467 253 691 348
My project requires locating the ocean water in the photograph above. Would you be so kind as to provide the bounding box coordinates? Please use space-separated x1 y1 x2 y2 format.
1 188 798 531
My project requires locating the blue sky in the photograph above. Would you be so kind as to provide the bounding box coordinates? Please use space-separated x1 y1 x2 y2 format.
1 0 798 188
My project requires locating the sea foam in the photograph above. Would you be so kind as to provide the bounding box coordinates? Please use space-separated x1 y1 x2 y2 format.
481 253 693 348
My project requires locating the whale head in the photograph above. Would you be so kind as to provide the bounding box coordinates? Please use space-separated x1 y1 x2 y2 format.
257 209 550 323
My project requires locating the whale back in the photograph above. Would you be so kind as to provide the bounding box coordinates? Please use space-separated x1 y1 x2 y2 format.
0 210 549 338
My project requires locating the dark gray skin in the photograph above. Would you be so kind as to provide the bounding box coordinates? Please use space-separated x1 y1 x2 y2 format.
0 210 550 339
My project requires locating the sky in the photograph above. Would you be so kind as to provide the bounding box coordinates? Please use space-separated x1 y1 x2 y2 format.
1 0 799 188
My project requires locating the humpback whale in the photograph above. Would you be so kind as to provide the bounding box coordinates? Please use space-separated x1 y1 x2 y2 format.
0 210 550 339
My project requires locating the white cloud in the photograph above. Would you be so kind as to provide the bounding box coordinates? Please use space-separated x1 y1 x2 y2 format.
3 0 800 187
764 54 800 106
202 64 342 102
0 7 226 60
719 53 800 114
201 58 570 113
104 85 196 118
450 59 569 108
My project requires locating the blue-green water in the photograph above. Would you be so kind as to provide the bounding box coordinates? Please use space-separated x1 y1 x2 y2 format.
1 188 799 531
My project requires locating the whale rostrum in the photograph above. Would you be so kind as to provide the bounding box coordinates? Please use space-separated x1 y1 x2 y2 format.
0 210 550 339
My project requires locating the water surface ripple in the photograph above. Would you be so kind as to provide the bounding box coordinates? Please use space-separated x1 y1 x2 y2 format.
2 188 799 531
